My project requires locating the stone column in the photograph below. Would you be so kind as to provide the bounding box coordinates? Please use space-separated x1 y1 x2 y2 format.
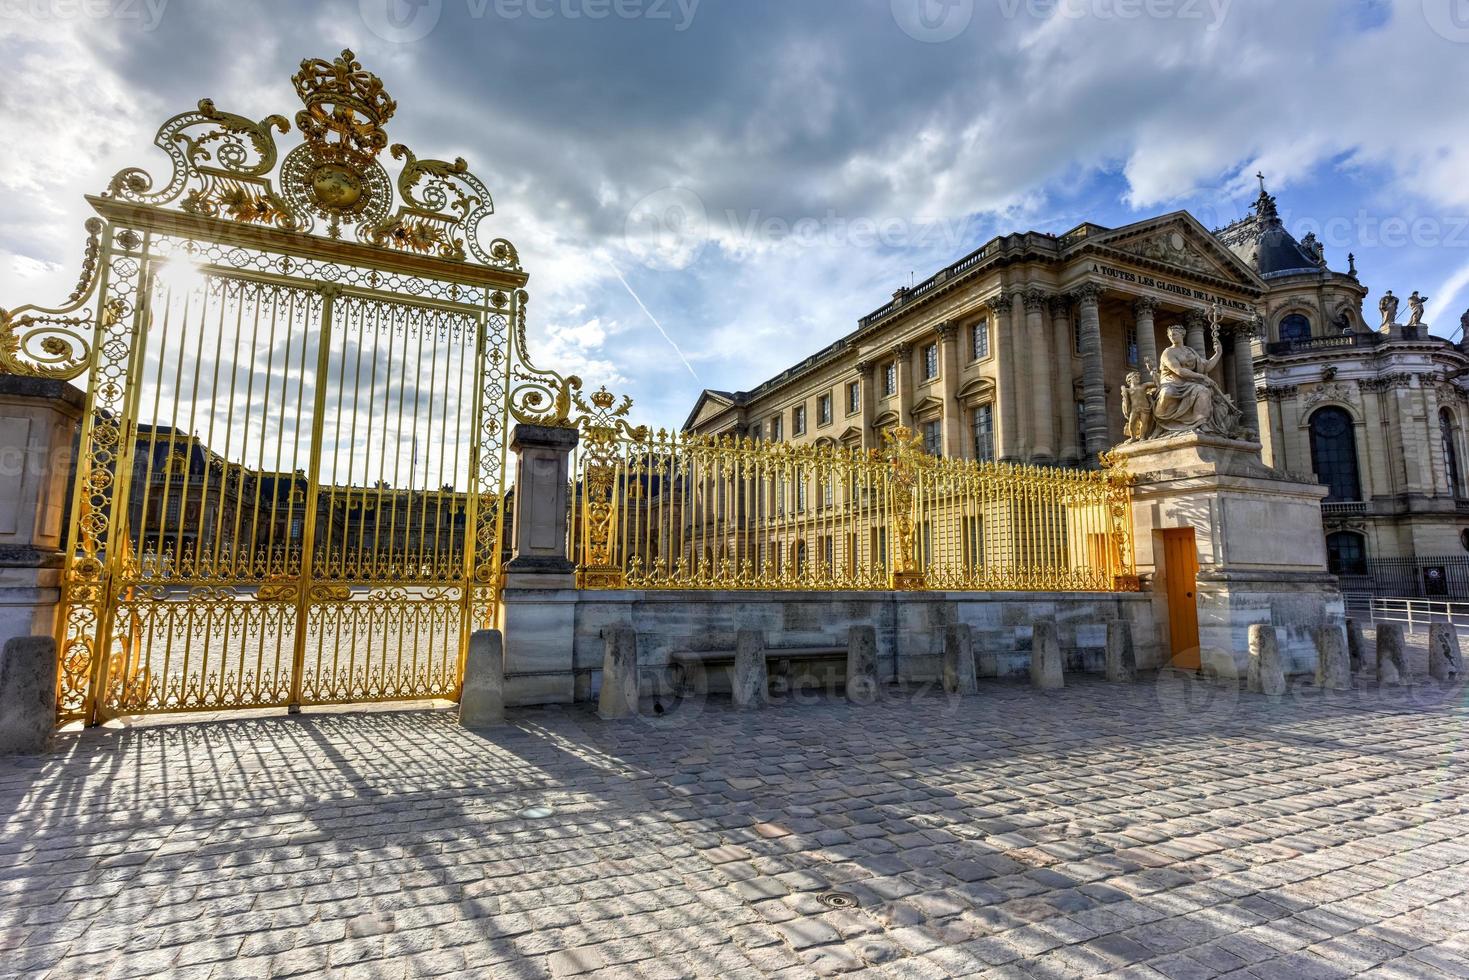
1051 296 1079 467
894 342 914 429
1134 297 1160 376
856 359 876 450
500 423 580 706
936 323 963 458
1008 291 1032 460
0 375 83 659
1074 285 1109 466
1185 309 1209 359
1024 288 1055 464
1232 323 1260 439
991 296 1020 463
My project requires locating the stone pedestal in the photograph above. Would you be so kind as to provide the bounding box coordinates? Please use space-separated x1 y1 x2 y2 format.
1315 625 1351 691
1109 433 1344 676
0 636 57 754
499 423 579 706
942 623 978 696
846 626 879 703
732 629 767 709
1030 619 1064 690
1377 624 1409 686
598 626 639 720
0 375 82 662
1105 620 1136 683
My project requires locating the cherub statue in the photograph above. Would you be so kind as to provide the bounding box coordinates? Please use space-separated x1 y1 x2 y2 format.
1121 368 1157 443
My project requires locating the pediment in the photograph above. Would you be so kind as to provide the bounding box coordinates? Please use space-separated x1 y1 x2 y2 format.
873 409 901 429
957 377 996 401
1073 212 1265 292
912 394 944 418
839 425 863 443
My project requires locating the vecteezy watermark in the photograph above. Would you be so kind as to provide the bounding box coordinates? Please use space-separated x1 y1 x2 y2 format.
1422 0 1469 43
360 0 699 42
1286 211 1469 251
0 0 168 30
891 0 975 42
995 0 1232 30
623 186 978 270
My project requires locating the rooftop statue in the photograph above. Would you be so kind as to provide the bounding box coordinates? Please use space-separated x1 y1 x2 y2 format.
1407 290 1428 328
1380 290 1400 329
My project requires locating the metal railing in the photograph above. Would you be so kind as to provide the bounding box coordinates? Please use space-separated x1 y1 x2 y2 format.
570 390 1138 593
1344 593 1469 634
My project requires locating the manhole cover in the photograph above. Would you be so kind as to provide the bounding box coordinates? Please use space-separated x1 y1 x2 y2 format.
818 891 859 910
517 805 554 820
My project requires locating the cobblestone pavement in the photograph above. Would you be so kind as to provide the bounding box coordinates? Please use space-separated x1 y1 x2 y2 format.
3 652 1468 979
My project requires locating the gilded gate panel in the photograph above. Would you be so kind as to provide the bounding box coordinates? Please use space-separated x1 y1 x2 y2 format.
0 50 577 725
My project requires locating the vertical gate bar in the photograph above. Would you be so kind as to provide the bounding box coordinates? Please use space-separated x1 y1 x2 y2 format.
289 284 340 712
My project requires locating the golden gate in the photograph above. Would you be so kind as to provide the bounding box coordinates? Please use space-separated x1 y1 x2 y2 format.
0 51 577 725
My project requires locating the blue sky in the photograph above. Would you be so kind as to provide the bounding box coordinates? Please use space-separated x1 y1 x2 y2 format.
3 0 1469 431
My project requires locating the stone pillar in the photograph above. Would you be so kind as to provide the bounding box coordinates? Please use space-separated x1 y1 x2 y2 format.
937 323 963 458
1051 296 1079 467
598 626 639 720
1232 324 1260 439
1030 619 1064 690
0 636 57 754
856 359 876 450
1134 297 1160 377
1427 623 1463 682
1074 285 1108 467
846 625 879 703
0 375 83 659
1024 288 1055 464
1105 620 1136 683
1315 625 1351 691
1247 624 1285 696
1345 618 1367 673
500 423 580 706
894 343 914 429
732 628 767 708
943 622 978 695
1009 291 1033 461
991 296 1020 463
459 629 505 729
1377 623 1409 685
1185 310 1208 362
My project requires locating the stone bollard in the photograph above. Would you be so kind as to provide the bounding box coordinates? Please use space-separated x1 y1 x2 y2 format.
1105 620 1136 683
0 636 58 755
1427 623 1463 683
732 629 768 709
459 630 506 729
1247 624 1286 697
1314 625 1352 692
943 623 978 696
1376 623 1410 686
598 627 639 720
846 626 879 704
1345 619 1367 674
1030 620 1064 691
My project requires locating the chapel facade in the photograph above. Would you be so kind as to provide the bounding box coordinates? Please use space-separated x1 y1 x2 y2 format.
684 185 1469 595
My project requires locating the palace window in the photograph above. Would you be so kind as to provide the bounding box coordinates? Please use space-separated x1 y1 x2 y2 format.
1126 322 1139 367
847 381 861 416
796 476 808 513
923 419 942 456
1442 408 1463 498
1309 407 1362 502
924 343 939 380
884 362 898 396
972 319 990 360
972 404 995 462
963 516 986 570
770 415 783 440
1326 531 1368 577
793 404 807 435
818 394 833 427
1280 314 1312 345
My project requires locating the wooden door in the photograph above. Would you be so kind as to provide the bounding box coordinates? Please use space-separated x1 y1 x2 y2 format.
1162 529 1201 669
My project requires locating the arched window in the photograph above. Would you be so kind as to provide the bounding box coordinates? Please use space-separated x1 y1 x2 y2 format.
1442 409 1463 499
1309 407 1361 502
1326 531 1368 577
1279 314 1312 345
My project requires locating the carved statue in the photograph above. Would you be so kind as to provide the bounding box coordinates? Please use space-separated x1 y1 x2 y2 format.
1120 369 1157 443
1379 290 1399 329
1407 291 1428 328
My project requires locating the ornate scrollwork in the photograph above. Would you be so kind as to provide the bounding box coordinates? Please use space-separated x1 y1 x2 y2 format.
505 291 580 427
884 425 927 590
0 218 112 380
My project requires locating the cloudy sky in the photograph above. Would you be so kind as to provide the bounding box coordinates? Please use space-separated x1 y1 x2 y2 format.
3 0 1469 431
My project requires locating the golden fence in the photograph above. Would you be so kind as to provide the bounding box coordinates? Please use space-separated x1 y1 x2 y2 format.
570 390 1138 593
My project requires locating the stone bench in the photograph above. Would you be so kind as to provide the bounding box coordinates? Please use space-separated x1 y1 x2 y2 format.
670 645 847 696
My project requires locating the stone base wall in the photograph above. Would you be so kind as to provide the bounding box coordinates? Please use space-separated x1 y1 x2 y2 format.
552 590 1162 704
1198 571 1345 677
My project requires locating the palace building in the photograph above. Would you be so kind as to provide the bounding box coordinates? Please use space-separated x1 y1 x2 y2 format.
685 185 1469 597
